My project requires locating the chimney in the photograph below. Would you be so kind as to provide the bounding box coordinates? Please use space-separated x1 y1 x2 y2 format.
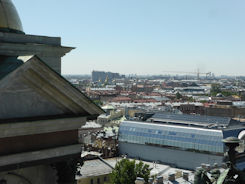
156 176 163 184
183 172 189 181
168 173 175 182
135 177 144 184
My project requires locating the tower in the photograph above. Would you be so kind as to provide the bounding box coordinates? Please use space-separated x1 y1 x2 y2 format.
0 1 104 183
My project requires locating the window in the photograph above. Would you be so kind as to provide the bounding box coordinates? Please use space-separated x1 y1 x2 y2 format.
97 178 100 184
90 179 93 184
120 123 224 153
104 176 107 181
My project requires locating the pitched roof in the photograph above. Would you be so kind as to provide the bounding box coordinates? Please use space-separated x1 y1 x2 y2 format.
0 55 104 121
77 159 113 178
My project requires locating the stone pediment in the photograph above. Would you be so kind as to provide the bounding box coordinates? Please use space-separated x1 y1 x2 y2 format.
0 55 104 120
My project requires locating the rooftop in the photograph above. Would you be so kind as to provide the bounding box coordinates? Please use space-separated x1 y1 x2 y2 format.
149 113 234 129
76 159 113 178
76 157 194 182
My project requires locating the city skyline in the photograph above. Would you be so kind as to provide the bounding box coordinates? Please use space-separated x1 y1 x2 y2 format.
14 0 245 76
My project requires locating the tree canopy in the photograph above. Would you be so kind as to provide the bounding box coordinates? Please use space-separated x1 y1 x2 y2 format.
176 92 182 99
108 159 151 184
210 83 222 96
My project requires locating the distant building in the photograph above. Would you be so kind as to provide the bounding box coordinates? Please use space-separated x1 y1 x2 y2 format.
92 71 124 83
203 101 245 118
79 122 103 144
119 113 245 170
109 96 132 103
132 84 154 93
168 102 205 115
174 86 208 95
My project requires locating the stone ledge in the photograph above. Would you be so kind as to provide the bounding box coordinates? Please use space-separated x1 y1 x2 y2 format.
0 32 61 46
0 42 74 57
0 144 81 167
0 116 87 138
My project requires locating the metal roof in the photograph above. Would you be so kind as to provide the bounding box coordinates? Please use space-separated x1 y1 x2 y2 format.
121 121 222 135
149 113 231 128
77 159 112 178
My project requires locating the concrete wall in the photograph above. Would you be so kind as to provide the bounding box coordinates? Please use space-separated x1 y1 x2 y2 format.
203 106 245 118
0 130 78 156
0 165 58 184
0 32 61 45
119 142 223 170
38 56 61 74
77 174 110 184
0 32 73 74
0 87 64 119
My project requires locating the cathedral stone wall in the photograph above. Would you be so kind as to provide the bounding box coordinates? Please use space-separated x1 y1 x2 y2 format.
0 32 73 74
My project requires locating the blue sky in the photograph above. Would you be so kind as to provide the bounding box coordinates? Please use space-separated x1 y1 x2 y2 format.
14 0 245 76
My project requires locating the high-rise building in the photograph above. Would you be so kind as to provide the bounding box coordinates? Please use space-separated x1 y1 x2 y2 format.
92 71 124 83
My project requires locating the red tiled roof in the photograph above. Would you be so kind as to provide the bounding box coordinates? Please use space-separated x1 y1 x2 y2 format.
110 96 132 102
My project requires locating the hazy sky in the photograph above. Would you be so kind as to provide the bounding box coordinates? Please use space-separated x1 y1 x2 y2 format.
14 0 245 76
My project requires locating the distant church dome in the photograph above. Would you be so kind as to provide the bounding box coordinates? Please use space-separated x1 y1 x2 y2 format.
0 0 24 33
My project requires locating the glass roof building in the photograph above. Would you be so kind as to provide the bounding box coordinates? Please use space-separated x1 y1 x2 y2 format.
119 113 245 170
119 121 224 154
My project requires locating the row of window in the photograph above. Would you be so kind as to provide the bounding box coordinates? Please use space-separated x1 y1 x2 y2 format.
120 129 221 143
120 124 221 137
119 122 224 153
119 134 224 153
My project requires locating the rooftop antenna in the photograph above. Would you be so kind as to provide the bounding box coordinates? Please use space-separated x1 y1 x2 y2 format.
197 68 200 80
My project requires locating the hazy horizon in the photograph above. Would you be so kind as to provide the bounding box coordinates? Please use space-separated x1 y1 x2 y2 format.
14 0 245 76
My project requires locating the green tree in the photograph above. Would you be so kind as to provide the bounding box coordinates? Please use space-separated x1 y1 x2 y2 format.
109 159 151 184
221 90 236 97
135 161 151 182
176 92 182 99
93 99 103 106
210 83 221 96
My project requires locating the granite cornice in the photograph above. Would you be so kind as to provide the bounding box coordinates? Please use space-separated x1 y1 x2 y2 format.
0 42 74 57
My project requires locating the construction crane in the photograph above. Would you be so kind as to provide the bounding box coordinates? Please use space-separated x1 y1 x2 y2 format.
162 70 212 80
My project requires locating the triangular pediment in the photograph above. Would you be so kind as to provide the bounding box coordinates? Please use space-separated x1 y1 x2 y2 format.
0 55 103 120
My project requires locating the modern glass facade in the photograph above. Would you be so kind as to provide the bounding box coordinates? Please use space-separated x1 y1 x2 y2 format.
119 121 224 154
